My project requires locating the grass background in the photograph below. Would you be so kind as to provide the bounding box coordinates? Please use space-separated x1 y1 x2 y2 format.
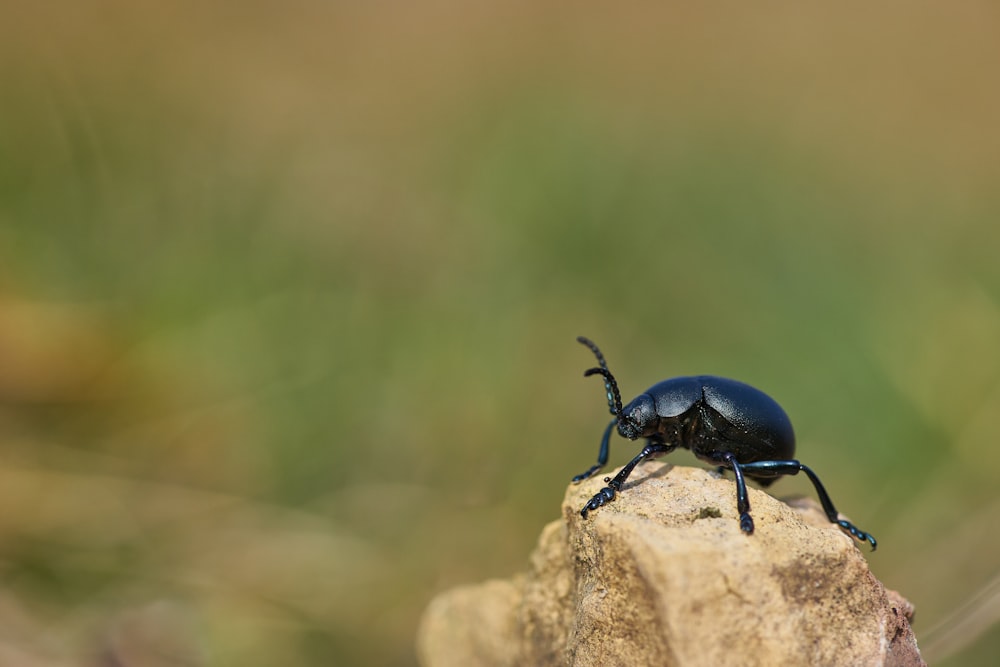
2 1 999 664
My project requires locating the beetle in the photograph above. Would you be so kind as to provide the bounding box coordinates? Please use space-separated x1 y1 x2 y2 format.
571 336 876 550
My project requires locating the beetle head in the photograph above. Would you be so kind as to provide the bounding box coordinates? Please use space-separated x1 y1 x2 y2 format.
617 393 656 440
579 336 655 440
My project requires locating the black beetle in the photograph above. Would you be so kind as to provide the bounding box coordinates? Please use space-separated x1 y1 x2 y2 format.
572 336 876 550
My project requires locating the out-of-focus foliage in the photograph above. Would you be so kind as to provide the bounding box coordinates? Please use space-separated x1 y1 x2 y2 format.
1 1 999 664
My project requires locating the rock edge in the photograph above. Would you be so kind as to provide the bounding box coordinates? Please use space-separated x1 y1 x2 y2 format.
418 463 924 667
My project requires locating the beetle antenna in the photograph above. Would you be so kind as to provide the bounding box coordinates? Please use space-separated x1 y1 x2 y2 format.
577 336 624 416
584 367 624 416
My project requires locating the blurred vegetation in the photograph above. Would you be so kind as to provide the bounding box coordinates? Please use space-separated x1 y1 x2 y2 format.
1 1 999 664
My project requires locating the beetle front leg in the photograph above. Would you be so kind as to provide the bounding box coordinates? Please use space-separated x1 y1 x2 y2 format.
572 419 617 483
580 441 673 518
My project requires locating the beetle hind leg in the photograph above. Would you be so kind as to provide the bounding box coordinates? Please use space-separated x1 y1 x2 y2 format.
739 460 877 551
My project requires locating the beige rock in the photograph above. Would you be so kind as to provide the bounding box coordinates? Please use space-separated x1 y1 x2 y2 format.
417 463 924 667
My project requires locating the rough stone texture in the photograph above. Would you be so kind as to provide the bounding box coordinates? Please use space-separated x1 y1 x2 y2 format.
417 463 924 667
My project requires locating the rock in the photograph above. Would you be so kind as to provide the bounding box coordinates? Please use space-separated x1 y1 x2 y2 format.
417 463 924 667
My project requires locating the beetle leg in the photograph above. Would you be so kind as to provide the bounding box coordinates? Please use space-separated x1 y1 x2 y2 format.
579 441 673 518
721 453 755 534
739 460 877 551
572 419 617 483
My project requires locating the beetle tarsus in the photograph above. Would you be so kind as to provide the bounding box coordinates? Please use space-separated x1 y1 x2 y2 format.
838 519 878 551
580 486 617 518
572 464 603 483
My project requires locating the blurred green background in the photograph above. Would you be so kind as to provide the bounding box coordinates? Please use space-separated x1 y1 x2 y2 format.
2 1 999 664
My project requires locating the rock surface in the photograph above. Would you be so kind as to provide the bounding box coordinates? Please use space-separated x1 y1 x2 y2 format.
417 463 924 667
